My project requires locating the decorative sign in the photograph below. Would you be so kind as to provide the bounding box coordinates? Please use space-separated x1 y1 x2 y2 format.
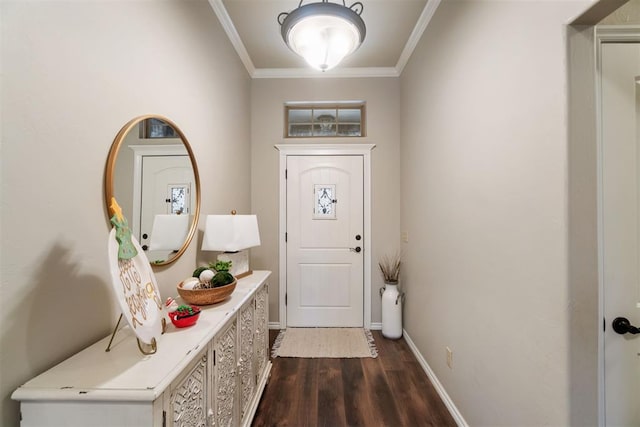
314 184 337 220
108 229 164 345
108 198 165 346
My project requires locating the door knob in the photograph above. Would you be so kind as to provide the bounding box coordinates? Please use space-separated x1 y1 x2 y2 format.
350 246 361 253
142 245 149 251
612 317 640 335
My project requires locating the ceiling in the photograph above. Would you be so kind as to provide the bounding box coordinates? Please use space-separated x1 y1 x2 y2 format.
207 0 441 78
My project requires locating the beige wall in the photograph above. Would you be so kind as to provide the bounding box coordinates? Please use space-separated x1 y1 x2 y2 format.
400 1 595 425
601 0 640 23
0 1 250 425
250 78 401 326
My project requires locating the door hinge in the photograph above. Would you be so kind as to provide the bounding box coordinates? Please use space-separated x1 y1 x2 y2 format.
285 293 288 305
285 169 288 179
285 232 288 242
213 350 216 366
603 317 606 332
162 410 166 427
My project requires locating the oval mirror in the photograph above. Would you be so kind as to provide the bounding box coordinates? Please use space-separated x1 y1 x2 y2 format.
105 115 200 266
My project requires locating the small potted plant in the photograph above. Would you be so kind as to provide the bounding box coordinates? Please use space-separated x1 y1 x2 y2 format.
210 260 235 288
168 304 201 328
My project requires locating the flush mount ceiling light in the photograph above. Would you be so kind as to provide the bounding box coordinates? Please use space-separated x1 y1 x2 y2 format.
278 0 366 72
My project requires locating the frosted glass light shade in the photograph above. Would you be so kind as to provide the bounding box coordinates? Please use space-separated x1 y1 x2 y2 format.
288 15 360 71
279 1 365 71
201 215 261 252
149 214 190 251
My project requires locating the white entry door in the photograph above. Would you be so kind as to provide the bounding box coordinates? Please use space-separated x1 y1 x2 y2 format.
601 41 640 426
286 155 364 327
140 155 193 263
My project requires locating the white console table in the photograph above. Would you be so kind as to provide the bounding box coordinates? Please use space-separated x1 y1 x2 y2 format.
12 271 272 427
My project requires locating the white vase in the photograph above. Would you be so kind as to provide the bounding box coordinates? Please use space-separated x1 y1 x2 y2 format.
381 282 403 339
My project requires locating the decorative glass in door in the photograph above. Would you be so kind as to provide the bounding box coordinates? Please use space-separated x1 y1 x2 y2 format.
314 184 336 219
168 184 190 214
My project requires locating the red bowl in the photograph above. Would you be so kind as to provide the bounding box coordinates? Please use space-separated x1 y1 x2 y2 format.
168 306 201 328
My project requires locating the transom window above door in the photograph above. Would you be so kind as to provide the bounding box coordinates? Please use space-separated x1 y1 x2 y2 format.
285 102 366 138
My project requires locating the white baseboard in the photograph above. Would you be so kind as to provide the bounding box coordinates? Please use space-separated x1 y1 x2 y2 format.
402 329 468 427
270 322 381 330
268 322 281 330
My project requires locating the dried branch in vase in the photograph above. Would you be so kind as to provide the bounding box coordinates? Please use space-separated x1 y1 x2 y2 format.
378 252 401 283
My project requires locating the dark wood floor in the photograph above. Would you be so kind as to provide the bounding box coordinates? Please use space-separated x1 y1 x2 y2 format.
252 330 457 427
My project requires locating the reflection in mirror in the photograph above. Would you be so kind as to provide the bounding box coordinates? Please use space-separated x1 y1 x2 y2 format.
105 116 200 266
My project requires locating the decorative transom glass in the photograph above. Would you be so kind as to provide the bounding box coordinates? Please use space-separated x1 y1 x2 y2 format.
314 184 336 219
139 118 179 139
285 103 365 138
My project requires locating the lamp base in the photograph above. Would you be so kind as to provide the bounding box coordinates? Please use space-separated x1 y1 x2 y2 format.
217 251 253 279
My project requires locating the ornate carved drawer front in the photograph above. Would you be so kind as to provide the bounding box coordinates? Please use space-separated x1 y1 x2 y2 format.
169 350 208 427
214 318 238 427
255 284 268 376
239 298 255 419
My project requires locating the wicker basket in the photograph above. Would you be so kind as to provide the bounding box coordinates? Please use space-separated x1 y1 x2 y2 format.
177 279 237 306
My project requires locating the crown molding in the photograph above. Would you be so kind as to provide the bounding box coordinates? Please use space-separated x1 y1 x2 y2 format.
395 0 441 75
208 0 256 76
209 0 441 79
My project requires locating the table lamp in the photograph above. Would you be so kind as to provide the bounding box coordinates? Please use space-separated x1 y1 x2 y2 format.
149 214 190 251
201 213 261 278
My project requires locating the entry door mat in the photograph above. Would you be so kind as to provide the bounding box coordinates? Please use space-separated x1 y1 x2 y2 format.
271 328 378 358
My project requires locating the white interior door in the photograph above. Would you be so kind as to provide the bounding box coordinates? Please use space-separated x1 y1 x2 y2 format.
140 155 193 263
286 155 364 327
602 41 640 426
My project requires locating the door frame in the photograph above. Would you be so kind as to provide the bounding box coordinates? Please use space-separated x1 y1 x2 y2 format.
129 144 188 240
596 26 640 426
275 144 376 329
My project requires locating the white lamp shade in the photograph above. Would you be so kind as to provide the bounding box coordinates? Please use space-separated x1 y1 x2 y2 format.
202 215 261 252
149 214 190 251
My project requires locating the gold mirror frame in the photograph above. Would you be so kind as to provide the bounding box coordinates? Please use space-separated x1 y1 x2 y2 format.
104 115 201 266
